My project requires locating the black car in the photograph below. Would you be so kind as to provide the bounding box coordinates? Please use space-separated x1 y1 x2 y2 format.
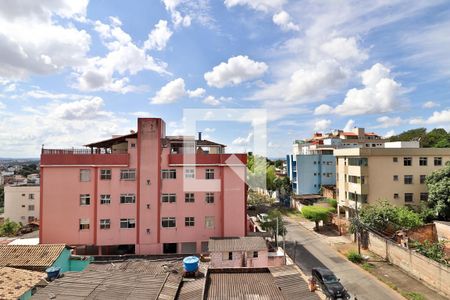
312 267 350 299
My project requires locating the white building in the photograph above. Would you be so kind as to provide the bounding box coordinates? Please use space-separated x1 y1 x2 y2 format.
3 184 40 224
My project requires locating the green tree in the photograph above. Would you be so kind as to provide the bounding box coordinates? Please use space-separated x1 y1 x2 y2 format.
302 206 335 230
260 209 287 245
412 240 448 265
0 219 21 236
425 162 450 220
247 190 274 206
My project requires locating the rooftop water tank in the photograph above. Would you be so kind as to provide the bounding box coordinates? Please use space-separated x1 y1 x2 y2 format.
46 266 61 281
183 256 199 272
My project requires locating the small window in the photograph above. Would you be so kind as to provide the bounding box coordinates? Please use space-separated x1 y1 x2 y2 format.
185 217 195 227
404 157 412 166
100 219 110 229
120 218 135 229
404 175 413 184
100 169 112 180
28 194 34 200
80 194 91 206
205 216 215 229
185 168 195 179
120 194 136 204
206 169 215 180
79 219 90 230
28 216 35 223
161 169 177 179
28 205 35 211
161 193 176 203
404 193 414 202
162 217 176 228
420 175 426 184
394 193 399 199
419 157 427 166
228 252 233 260
130 143 136 148
434 157 442 166
185 193 195 203
420 192 428 201
253 251 258 258
80 169 91 182
205 192 215 204
393 175 399 181
120 169 136 181
100 194 111 204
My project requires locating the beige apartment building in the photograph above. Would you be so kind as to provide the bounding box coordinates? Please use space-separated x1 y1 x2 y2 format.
2 184 40 224
335 145 450 218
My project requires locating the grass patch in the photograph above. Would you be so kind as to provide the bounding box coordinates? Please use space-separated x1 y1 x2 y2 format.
347 250 363 264
402 291 425 300
279 208 305 220
361 262 375 271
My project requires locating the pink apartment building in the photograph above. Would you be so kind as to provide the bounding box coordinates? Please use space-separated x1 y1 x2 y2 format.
40 118 247 255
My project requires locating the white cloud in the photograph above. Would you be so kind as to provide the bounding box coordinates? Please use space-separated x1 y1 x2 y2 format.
162 0 191 27
187 88 206 98
423 101 439 109
410 109 450 125
151 78 186 104
53 97 111 120
314 119 331 131
343 119 355 132
0 101 5 110
203 96 221 106
334 63 403 115
3 83 16 93
204 55 268 88
384 130 396 138
144 20 173 51
319 37 368 63
375 116 403 128
273 11 299 31
232 132 253 146
204 127 215 133
224 0 286 13
0 0 90 79
314 104 334 115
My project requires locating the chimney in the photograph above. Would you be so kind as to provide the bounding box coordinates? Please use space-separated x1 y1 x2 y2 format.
198 132 202 141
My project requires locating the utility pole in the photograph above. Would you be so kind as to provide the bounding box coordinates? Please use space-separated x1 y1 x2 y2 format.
355 192 361 255
293 241 297 263
276 217 279 248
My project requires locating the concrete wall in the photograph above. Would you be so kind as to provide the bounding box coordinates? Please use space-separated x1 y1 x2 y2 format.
210 250 268 268
3 185 40 224
435 221 450 240
367 231 450 297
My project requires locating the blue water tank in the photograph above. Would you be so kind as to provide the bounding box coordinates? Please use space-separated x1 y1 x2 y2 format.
46 266 61 281
183 256 199 272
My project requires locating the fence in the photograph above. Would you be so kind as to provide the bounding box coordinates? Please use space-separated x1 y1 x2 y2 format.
367 230 450 297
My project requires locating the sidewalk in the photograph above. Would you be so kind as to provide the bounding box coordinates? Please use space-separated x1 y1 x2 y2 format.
290 216 448 300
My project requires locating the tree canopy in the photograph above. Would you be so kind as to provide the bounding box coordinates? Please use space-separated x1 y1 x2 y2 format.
260 209 287 245
0 219 21 236
389 128 450 148
425 162 450 220
302 206 335 230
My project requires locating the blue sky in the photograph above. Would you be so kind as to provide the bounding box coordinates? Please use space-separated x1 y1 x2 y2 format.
0 0 449 158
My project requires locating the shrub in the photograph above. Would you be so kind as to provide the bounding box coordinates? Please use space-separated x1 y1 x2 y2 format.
302 206 335 230
327 198 337 209
347 250 363 263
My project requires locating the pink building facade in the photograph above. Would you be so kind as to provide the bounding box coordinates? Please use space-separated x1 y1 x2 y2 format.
40 118 247 255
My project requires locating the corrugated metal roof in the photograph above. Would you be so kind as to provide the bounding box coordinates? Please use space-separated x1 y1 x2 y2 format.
0 267 45 300
0 244 66 271
208 237 267 252
270 265 320 300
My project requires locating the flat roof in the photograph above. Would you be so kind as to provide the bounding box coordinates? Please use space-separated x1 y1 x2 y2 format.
208 237 267 252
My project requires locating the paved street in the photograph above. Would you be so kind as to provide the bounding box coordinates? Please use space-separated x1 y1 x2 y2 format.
283 217 403 300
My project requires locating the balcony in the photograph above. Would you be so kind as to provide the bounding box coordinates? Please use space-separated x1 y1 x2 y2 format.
168 153 247 166
41 148 129 166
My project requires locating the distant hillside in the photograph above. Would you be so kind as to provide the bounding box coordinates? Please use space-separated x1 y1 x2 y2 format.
389 128 450 148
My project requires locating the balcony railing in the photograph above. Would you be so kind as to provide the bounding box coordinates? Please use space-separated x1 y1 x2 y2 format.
41 148 129 166
41 148 127 155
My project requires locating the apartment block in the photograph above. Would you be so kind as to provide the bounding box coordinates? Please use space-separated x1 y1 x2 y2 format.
335 145 450 218
40 118 247 255
2 184 39 224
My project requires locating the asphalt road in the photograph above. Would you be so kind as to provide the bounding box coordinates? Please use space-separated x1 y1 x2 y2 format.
283 218 403 300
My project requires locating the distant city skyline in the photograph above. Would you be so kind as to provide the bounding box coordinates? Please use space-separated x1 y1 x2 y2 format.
0 0 449 158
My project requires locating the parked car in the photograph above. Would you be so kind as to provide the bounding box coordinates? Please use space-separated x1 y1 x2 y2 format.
311 267 350 299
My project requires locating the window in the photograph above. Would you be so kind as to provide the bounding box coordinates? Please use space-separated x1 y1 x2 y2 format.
228 252 233 260
162 217 176 228
434 157 442 166
404 157 412 166
404 193 414 203
100 194 111 204
80 194 91 206
120 194 136 204
130 143 136 148
394 193 399 199
393 175 399 181
161 169 176 179
28 216 35 223
419 157 427 166
185 168 195 179
348 157 368 166
120 169 136 181
161 193 176 203
185 217 195 227
79 219 90 230
393 157 398 163
420 193 428 201
28 194 34 200
349 175 365 184
120 218 135 229
100 219 110 229
205 192 215 204
28 205 35 211
404 175 413 184
205 216 215 229
185 193 195 203
80 169 91 182
206 168 215 179
420 175 426 184
100 169 112 180
253 251 258 258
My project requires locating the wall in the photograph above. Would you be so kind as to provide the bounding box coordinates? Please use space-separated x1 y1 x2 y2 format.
367 231 450 297
210 250 268 268
435 221 450 240
3 185 39 224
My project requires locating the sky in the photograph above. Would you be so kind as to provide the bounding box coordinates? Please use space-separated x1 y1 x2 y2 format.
0 0 450 158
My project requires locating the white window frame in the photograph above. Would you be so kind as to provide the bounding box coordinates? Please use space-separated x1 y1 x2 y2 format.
100 169 112 180
205 216 215 229
100 194 111 204
161 193 176 203
205 168 215 180
120 169 136 181
185 168 195 179
185 217 195 227
120 194 136 204
28 205 34 211
161 169 177 179
80 169 91 182
100 219 110 229
205 192 215 204
120 218 135 229
185 193 195 203
79 219 90 230
162 217 176 228
80 194 91 206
